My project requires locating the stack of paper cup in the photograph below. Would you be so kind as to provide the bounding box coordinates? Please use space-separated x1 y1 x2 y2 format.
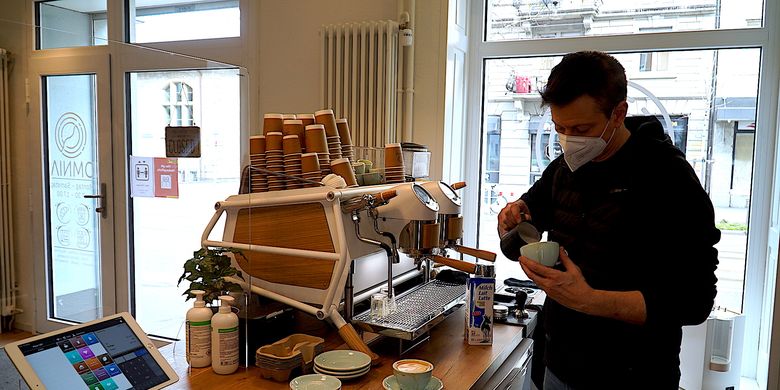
384 143 405 183
330 158 358 188
336 118 354 162
265 132 286 191
315 109 342 160
305 124 330 175
263 113 283 135
249 135 267 193
301 153 322 187
283 135 304 189
282 114 297 121
283 119 306 153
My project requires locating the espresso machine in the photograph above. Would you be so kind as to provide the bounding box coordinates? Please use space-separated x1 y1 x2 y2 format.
201 182 469 358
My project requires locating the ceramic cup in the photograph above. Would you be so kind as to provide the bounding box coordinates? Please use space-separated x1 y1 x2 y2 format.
520 241 560 267
352 161 366 175
392 359 433 390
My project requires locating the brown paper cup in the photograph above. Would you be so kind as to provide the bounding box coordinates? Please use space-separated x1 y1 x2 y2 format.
263 113 283 134
305 125 328 153
283 135 302 155
266 132 284 151
297 114 315 127
314 109 339 137
302 153 321 173
331 157 358 187
282 114 296 120
385 143 404 168
249 135 266 154
336 118 353 146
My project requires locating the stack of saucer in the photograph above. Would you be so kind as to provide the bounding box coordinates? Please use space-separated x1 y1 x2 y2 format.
265 132 286 191
313 350 371 381
249 135 267 193
336 119 355 162
283 135 304 189
301 153 322 187
305 125 331 175
384 143 405 184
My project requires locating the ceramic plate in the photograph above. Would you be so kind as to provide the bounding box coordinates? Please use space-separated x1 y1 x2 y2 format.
289 374 342 390
313 350 371 372
313 365 370 379
382 375 443 390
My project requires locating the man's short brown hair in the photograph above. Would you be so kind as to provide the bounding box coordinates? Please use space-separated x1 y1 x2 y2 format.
540 51 627 117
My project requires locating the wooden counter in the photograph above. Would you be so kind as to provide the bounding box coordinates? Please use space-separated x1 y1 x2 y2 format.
160 306 529 390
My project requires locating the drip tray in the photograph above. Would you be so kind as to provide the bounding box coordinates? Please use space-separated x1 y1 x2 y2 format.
352 280 466 341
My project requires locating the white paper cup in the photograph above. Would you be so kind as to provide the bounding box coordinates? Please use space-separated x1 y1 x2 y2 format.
520 241 560 267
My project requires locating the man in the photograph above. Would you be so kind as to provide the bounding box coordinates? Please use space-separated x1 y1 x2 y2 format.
498 51 720 389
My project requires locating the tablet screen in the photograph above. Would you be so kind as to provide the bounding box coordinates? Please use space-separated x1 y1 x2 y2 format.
17 317 171 390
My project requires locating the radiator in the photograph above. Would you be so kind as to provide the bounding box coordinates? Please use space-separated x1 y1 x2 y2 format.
0 48 15 332
321 20 401 163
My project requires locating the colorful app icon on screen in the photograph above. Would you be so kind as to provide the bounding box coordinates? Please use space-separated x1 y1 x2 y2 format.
86 357 102 371
104 363 121 377
100 378 119 390
80 371 98 385
65 350 83 364
78 346 96 359
72 361 90 374
97 353 114 366
82 333 99 345
58 340 74 352
93 367 110 381
69 336 86 348
88 383 105 390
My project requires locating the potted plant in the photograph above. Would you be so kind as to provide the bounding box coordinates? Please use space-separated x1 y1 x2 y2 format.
178 247 245 305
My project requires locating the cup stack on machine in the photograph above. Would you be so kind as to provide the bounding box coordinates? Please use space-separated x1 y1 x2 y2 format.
249 136 268 193
254 110 402 191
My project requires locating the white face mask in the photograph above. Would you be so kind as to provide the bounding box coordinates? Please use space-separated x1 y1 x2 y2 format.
557 114 617 172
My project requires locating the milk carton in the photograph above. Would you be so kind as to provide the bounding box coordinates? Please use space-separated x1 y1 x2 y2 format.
466 276 495 345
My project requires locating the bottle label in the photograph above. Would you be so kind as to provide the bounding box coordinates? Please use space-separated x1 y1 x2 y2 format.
186 320 211 361
217 326 239 366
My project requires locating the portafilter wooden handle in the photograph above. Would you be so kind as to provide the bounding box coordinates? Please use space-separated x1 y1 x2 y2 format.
450 181 467 190
454 245 497 262
374 189 397 203
432 255 477 274
337 323 381 365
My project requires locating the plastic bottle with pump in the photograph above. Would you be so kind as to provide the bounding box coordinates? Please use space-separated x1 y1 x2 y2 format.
186 290 213 368
211 295 239 374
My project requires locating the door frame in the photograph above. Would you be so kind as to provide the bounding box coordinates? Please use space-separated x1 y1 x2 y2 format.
28 49 117 333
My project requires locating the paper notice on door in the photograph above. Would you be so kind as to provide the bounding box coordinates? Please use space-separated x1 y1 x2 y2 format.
130 156 154 198
154 158 179 198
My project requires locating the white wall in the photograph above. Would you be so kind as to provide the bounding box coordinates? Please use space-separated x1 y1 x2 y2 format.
0 0 34 332
256 0 400 114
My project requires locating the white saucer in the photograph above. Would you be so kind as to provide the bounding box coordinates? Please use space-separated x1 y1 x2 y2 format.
314 350 372 372
382 375 443 390
313 365 370 379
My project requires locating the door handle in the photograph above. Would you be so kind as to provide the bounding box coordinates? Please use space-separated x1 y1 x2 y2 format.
84 183 107 219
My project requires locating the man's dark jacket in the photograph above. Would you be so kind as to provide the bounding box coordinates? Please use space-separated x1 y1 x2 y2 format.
521 117 720 389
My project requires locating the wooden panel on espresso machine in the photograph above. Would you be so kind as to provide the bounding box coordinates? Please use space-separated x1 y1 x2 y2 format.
232 202 337 290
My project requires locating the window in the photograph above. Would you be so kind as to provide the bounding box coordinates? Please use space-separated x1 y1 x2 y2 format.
163 81 194 126
486 0 765 42
129 0 240 43
466 1 778 382
36 0 108 49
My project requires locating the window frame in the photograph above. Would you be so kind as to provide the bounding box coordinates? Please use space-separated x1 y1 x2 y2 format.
463 0 780 387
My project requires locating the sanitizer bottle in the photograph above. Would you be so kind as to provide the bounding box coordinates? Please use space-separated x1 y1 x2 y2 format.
211 295 239 374
186 290 213 368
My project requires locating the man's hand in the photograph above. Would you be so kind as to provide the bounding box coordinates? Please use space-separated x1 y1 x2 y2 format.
519 247 594 313
520 247 648 325
497 199 531 236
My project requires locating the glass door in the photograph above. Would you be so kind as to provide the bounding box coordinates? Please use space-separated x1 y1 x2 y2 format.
30 54 115 332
